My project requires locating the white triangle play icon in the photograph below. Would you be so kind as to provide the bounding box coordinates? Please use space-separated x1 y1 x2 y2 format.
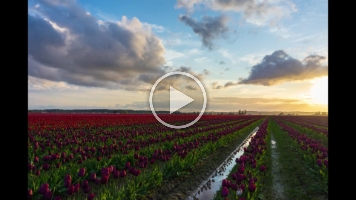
169 86 194 114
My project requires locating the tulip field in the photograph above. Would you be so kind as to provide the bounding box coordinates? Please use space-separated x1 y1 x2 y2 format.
28 113 265 200
213 115 328 200
28 113 328 200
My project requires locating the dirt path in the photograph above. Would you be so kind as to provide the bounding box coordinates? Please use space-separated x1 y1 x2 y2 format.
270 132 286 199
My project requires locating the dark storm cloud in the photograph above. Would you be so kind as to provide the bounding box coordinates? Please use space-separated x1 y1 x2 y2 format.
239 50 328 86
28 0 167 90
178 14 229 50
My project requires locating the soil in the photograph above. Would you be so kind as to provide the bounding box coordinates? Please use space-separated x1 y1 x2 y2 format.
270 132 285 200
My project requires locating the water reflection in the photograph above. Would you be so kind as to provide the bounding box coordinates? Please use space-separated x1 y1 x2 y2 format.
186 127 259 200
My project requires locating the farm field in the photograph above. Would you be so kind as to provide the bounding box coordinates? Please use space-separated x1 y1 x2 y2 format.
28 113 328 200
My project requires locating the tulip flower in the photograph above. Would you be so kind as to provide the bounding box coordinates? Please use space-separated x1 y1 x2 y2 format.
240 184 245 191
222 179 228 187
51 154 59 160
35 170 40 176
38 183 49 195
113 170 120 178
324 159 328 168
248 182 256 192
88 193 95 200
83 186 91 194
28 163 33 171
43 163 50 171
119 170 127 177
125 162 130 169
81 180 89 189
78 168 86 177
259 165 266 172
134 169 141 176
74 183 80 193
238 165 245 173
222 186 229 197
101 167 110 176
44 190 53 200
251 163 257 169
89 173 96 181
65 174 72 181
108 166 114 173
100 175 109 184
67 185 75 195
317 159 322 167
34 156 39 163
54 196 62 200
231 183 238 190
28 189 33 199
95 178 100 185
64 178 71 188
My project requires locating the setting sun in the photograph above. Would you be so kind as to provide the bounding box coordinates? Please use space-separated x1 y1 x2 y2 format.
310 76 328 105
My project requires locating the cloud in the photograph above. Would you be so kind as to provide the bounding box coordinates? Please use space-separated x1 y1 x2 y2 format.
178 14 229 50
185 85 198 90
213 97 300 104
28 76 79 91
219 61 225 65
113 96 327 112
212 81 238 89
28 0 167 90
203 69 210 75
138 66 207 91
218 49 237 64
175 0 297 27
239 50 328 86
175 0 204 13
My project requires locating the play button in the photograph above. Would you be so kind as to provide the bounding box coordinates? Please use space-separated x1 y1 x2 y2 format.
169 86 194 114
149 71 207 129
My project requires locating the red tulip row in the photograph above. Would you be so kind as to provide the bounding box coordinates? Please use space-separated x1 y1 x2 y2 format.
28 113 237 131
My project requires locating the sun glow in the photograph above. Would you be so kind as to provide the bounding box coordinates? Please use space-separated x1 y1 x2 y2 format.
310 76 328 105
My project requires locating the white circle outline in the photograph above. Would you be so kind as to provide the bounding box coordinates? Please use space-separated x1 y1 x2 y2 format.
149 72 207 129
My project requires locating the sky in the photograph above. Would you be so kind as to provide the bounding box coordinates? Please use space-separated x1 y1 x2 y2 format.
28 0 328 112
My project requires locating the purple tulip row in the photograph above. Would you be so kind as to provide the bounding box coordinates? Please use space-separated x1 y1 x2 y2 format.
277 116 328 136
221 118 269 199
273 117 328 169
28 117 263 199
28 118 257 174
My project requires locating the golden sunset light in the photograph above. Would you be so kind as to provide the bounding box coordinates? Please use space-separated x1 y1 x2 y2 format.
309 76 328 105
